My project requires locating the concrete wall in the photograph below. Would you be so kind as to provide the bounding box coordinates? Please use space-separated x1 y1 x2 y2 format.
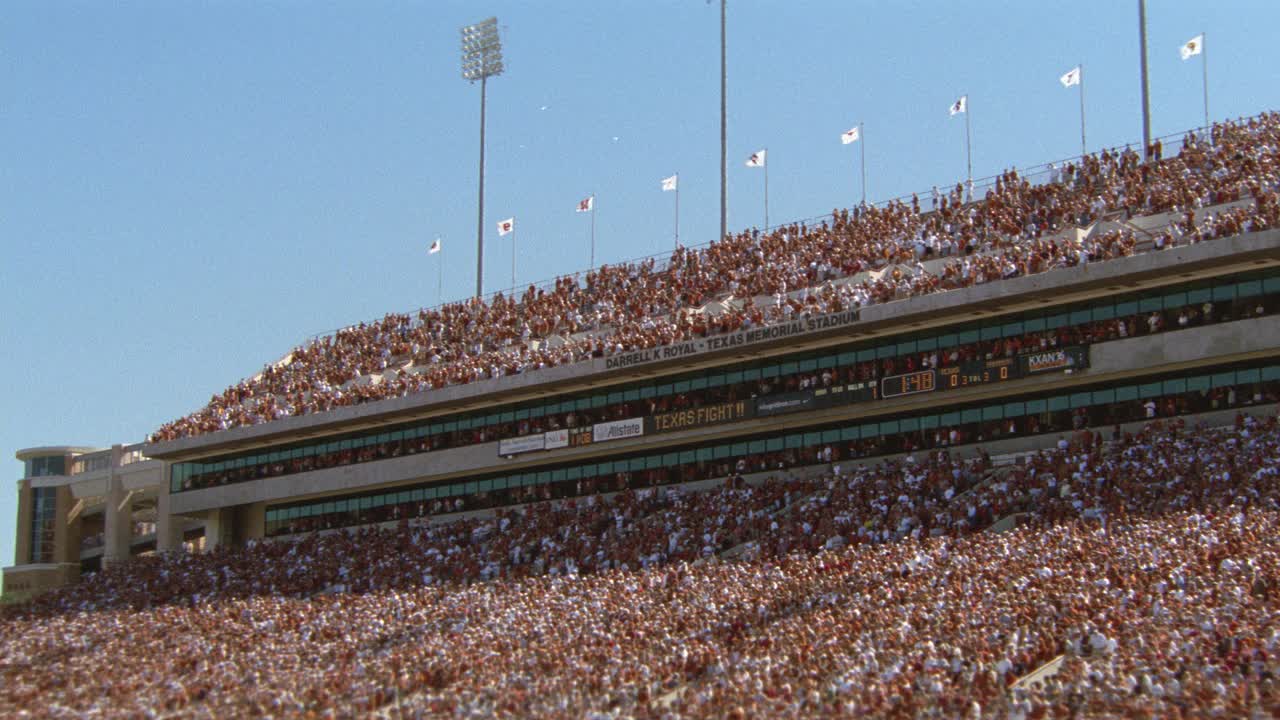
167 315 1280 520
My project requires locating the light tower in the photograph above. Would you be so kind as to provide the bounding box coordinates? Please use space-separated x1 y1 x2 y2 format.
461 17 504 298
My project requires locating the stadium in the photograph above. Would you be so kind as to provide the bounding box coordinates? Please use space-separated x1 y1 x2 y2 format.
5 5 1280 719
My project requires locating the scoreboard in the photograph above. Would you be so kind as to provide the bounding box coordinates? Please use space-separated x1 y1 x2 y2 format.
881 349 1084 400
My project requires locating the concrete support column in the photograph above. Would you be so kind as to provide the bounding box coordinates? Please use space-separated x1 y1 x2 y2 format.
155 463 185 554
103 479 132 566
204 508 232 551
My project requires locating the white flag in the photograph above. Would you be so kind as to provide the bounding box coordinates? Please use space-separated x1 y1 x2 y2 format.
576 196 594 212
497 218 514 236
745 149 766 167
1060 66 1080 88
661 174 678 192
1181 34 1203 60
841 127 860 144
949 95 967 116
428 238 441 254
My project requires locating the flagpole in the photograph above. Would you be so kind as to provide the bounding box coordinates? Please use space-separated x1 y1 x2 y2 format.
674 179 680 249
437 239 443 307
1201 31 1210 145
964 101 972 197
1079 64 1087 158
511 226 516 291
859 122 867 207
590 195 596 270
763 147 769 230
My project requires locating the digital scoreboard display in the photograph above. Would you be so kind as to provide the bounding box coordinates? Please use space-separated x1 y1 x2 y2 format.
939 357 1020 389
881 369 937 398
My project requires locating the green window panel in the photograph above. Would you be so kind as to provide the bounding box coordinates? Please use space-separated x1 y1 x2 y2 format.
1162 379 1186 395
960 409 982 424
1238 368 1261 384
980 326 1001 341
840 426 860 441
940 411 960 426
916 337 938 351
1070 309 1092 326
515 408 531 420
623 389 640 402
899 417 920 432
1185 376 1211 392
726 370 745 384
458 418 474 430
897 341 917 355
674 381 691 393
796 360 817 373
857 349 877 363
761 365 780 379
981 406 1003 421
838 351 858 365
1262 366 1280 382
607 392 624 405
957 329 980 344
1001 321 1024 337
690 377 708 391
818 355 837 369
732 442 749 456
639 386 657 399
1162 292 1187 310
1139 382 1164 398
877 422 899 436
1071 392 1092 409
712 445 732 460
1139 297 1163 313
465 481 478 494
822 429 842 444
766 437 784 452
748 440 767 454
696 448 713 461
591 395 608 409
566 466 582 480
862 423 881 438
1264 277 1280 293
477 480 492 492
803 431 823 447
1091 304 1115 321
1092 389 1116 405
656 384 673 396
1021 318 1045 333
552 469 567 482
679 450 696 465
493 477 508 490
1114 386 1138 402
1212 284 1236 302
1212 372 1237 389
1045 314 1068 330
783 434 802 450
742 367 762 380
919 415 940 430
1238 280 1262 298
875 345 894 360
1185 287 1212 305
1003 402 1026 418
780 361 799 375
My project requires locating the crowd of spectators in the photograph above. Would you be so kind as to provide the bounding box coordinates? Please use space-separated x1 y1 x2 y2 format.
5 413 1280 717
151 113 1280 441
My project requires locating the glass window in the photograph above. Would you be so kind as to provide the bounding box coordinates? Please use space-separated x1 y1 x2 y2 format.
899 418 919 432
1091 389 1116 405
1211 284 1236 302
1004 402 1025 418
1238 280 1262 298
1048 396 1070 411
1114 386 1138 402
1091 304 1115 321
1212 372 1237 389
981 406 1003 421
1162 292 1186 309
960 409 981 424
1163 379 1186 395
767 437 784 452
979 326 1001 341
1071 392 1092 409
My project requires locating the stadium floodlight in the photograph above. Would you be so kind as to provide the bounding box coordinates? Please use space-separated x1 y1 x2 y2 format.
460 17 504 298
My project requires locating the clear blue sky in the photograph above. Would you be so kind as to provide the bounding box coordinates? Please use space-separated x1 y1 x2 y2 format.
4 1 1278 581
